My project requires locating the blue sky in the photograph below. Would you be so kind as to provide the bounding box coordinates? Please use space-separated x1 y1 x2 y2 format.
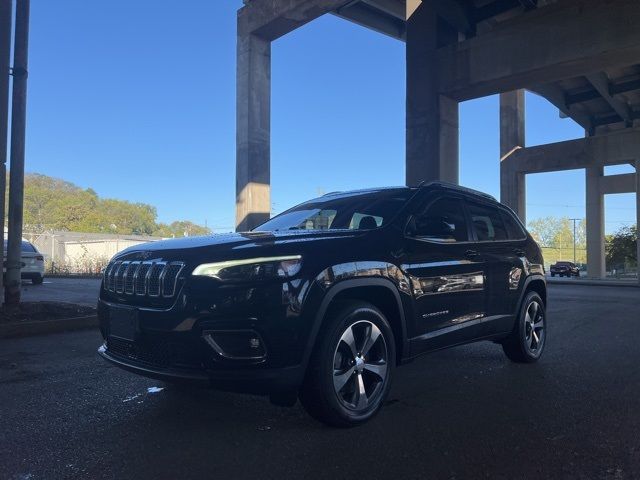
24 0 636 233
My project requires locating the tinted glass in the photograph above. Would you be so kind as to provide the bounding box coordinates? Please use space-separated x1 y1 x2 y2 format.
255 189 413 232
22 241 37 253
412 197 468 242
467 202 508 241
3 240 37 253
500 210 526 240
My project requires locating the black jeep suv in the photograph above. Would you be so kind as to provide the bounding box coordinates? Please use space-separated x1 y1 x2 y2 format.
98 182 547 426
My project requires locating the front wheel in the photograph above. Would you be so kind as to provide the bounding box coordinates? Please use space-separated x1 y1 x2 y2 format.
502 291 546 363
299 301 395 427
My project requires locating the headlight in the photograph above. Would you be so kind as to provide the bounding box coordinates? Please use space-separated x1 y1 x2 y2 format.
192 255 302 282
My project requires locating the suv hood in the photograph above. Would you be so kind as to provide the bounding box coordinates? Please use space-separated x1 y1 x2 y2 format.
116 230 366 261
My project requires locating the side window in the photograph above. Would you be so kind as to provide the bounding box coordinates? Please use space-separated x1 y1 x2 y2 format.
410 197 468 242
500 210 526 240
467 202 508 241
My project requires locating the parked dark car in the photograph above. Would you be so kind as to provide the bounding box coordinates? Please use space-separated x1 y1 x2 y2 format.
550 261 580 277
98 182 547 427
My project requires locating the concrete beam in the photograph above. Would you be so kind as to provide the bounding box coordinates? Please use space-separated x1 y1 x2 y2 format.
406 0 459 186
239 0 350 40
334 1 406 40
502 128 640 175
236 33 271 231
599 173 637 195
360 0 404 20
438 0 640 101
500 90 526 221
586 72 632 126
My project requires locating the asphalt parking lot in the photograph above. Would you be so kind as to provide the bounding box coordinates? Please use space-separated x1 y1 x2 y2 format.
20 277 101 306
1 284 639 479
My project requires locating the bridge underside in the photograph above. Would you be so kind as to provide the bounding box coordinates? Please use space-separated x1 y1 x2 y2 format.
236 0 640 281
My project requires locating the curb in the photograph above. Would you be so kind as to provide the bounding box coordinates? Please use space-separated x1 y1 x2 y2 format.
0 314 98 339
547 279 639 288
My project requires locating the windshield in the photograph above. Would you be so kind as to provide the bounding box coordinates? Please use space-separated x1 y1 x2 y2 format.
254 188 414 232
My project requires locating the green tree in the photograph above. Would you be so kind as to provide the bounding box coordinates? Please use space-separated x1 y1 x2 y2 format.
153 221 211 238
528 216 587 265
14 172 209 236
606 225 637 269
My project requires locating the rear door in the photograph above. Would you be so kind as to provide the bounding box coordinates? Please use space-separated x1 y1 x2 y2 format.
464 200 525 321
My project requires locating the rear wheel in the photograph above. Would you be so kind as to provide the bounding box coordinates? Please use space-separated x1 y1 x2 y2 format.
502 291 546 363
299 300 395 427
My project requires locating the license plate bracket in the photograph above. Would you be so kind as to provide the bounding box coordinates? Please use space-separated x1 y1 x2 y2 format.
109 306 138 341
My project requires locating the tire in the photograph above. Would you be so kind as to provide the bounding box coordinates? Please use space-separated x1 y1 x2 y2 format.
502 291 546 363
550 273 555 277
299 300 395 427
32 275 44 285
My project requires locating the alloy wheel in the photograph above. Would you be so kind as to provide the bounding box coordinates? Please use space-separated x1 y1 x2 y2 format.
332 320 389 412
524 300 545 355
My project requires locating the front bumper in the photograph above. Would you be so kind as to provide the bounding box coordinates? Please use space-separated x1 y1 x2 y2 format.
97 276 316 394
98 343 305 394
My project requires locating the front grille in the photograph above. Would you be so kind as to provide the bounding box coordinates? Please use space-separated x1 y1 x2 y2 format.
104 260 184 298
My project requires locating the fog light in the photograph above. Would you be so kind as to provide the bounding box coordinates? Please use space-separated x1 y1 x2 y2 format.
202 330 267 361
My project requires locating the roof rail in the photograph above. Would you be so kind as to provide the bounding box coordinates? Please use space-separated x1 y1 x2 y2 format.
420 181 497 201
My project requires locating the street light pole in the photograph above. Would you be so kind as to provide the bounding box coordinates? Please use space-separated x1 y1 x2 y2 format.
5 0 30 306
570 218 580 265
0 0 13 298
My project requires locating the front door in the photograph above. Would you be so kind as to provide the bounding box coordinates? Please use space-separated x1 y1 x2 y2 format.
401 195 488 352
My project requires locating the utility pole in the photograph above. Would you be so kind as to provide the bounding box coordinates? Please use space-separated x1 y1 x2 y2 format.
570 218 580 265
0 0 13 298
5 0 30 306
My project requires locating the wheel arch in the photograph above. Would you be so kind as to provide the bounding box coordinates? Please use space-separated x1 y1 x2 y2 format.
305 278 409 368
518 275 547 311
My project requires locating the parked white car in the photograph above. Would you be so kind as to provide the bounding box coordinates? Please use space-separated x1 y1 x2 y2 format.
3 239 45 284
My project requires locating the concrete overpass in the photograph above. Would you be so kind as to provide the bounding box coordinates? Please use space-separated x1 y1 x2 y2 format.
235 0 640 281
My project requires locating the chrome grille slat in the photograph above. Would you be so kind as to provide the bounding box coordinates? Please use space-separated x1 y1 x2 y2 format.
124 261 140 294
104 259 184 299
147 262 165 297
115 261 129 293
134 262 151 296
162 263 184 297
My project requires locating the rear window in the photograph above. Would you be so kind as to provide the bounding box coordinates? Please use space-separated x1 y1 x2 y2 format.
466 202 508 241
4 240 38 253
500 210 527 240
22 241 37 253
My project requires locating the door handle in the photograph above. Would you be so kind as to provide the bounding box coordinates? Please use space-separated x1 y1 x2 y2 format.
514 248 525 257
465 249 480 259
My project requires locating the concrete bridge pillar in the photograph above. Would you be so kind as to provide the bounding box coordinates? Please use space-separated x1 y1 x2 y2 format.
405 0 458 186
236 32 271 232
586 166 606 278
499 90 526 222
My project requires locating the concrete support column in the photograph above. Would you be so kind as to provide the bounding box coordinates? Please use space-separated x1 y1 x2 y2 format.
586 166 605 278
405 0 458 186
236 32 271 232
499 90 526 222
636 160 640 284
